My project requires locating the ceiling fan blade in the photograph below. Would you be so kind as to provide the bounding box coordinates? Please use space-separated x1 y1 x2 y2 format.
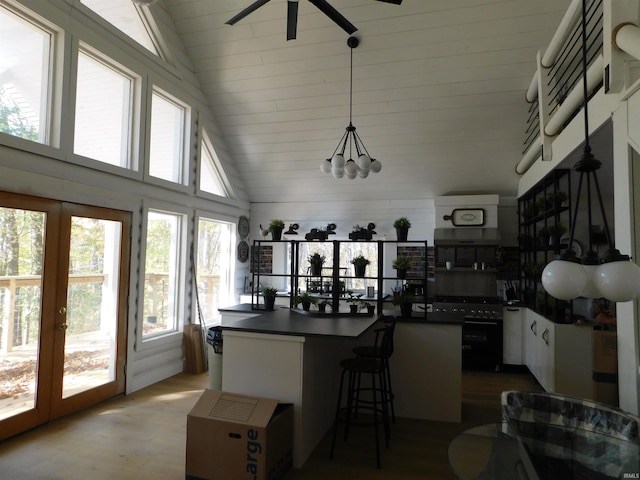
308 0 357 35
226 0 272 25
374 0 403 4
287 1 298 40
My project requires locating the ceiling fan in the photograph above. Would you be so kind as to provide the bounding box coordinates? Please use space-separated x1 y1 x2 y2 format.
226 0 403 40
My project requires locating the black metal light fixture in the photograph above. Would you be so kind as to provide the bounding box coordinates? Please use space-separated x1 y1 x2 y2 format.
541 0 640 302
320 37 381 179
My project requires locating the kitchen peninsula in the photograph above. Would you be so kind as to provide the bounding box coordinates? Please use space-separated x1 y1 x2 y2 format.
219 305 462 468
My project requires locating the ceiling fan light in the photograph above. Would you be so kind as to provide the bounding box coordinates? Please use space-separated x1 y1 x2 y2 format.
370 158 382 173
541 259 586 300
594 260 640 302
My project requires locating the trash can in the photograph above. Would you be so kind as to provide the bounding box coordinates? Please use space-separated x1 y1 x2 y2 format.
206 326 223 390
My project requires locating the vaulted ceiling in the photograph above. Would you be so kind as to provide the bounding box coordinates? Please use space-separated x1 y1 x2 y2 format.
164 0 572 204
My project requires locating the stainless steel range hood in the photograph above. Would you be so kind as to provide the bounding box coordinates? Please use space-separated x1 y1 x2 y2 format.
433 227 501 246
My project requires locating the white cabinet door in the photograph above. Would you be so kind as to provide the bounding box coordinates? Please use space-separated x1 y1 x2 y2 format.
536 317 555 392
524 309 539 377
503 307 524 365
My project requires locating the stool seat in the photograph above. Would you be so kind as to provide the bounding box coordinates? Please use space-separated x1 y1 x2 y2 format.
339 356 384 373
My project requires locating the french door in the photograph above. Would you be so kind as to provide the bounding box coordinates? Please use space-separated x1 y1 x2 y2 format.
0 192 130 440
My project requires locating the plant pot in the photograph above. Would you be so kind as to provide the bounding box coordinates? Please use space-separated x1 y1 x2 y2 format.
271 226 283 241
400 302 412 318
264 296 276 311
349 304 359 314
310 263 323 276
396 268 407 279
366 305 376 315
318 303 327 313
396 226 409 242
302 301 311 311
353 264 366 278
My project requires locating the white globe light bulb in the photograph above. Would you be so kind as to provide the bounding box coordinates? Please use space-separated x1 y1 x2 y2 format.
370 159 382 173
331 166 344 178
331 153 345 169
358 167 369 178
320 159 332 173
594 260 640 302
580 264 600 298
541 259 586 300
344 159 358 176
357 154 371 171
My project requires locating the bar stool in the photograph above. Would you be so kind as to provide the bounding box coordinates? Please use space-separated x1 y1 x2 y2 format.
329 327 391 468
352 317 396 423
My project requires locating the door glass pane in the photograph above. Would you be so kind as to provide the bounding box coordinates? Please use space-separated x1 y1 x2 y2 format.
62 217 121 399
0 208 45 419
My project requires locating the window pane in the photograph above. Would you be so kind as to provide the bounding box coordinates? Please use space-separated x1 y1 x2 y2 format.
196 219 232 322
143 211 181 337
200 133 227 197
74 51 133 168
0 6 51 143
149 92 185 184
80 0 158 55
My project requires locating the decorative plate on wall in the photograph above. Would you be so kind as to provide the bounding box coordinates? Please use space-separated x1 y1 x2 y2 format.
238 216 250 238
237 240 249 263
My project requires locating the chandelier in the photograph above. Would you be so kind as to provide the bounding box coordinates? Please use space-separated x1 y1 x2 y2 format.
541 0 640 302
320 37 381 179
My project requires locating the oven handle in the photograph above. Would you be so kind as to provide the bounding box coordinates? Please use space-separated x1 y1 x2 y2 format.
464 320 500 326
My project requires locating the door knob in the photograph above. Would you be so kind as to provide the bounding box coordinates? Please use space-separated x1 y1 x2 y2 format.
57 323 68 331
58 307 67 314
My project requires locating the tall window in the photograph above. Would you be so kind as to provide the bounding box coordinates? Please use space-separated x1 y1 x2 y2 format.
199 130 228 197
74 48 135 168
195 218 233 323
0 5 52 144
142 210 184 338
149 89 188 185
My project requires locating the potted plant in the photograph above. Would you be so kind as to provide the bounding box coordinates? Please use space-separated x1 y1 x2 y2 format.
294 292 318 311
393 217 411 241
318 300 330 313
392 256 412 279
261 286 278 311
308 252 326 276
350 255 370 278
548 222 567 249
546 191 568 211
361 300 376 315
269 219 285 240
392 289 414 318
346 291 362 314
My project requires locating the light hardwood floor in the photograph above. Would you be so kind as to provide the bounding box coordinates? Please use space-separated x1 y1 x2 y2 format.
0 368 541 479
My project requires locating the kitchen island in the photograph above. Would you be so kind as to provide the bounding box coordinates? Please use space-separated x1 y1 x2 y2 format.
219 305 462 468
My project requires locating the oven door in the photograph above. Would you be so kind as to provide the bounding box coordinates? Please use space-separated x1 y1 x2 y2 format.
462 318 503 371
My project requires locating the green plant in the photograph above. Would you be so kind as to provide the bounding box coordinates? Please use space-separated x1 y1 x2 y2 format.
345 291 363 304
269 219 285 230
392 290 414 305
294 292 318 306
350 255 370 267
261 286 278 298
392 256 412 270
546 191 568 209
393 217 411 228
308 252 326 265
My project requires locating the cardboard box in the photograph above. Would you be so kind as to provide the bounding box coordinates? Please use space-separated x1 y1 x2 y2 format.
186 390 293 480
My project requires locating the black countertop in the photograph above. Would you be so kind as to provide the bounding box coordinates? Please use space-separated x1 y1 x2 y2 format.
220 305 381 338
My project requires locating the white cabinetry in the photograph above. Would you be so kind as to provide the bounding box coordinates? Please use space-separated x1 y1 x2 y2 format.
503 306 524 365
524 308 593 398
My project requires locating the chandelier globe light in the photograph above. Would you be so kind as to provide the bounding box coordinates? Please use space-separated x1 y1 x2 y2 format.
321 37 381 179
542 0 640 303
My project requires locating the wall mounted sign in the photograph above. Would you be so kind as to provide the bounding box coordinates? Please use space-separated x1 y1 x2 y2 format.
238 216 250 238
443 208 485 226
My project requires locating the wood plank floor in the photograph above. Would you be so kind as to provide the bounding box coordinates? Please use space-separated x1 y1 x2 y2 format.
0 367 541 479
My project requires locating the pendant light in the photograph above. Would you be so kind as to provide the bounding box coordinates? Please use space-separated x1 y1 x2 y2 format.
541 0 640 302
320 37 381 179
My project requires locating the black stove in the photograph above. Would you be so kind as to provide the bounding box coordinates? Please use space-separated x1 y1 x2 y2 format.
433 296 503 320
